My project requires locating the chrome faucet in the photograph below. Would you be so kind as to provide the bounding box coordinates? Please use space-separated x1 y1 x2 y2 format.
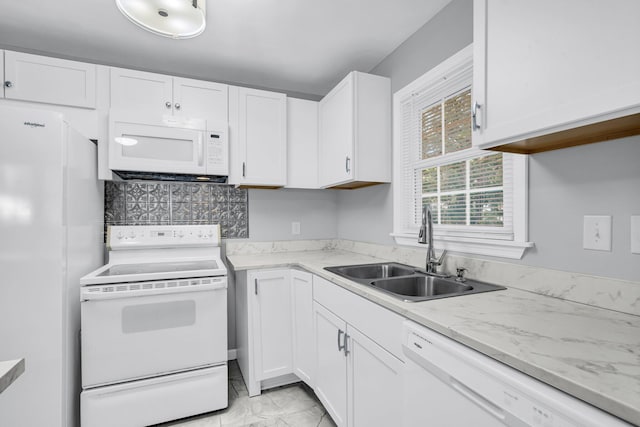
418 204 447 275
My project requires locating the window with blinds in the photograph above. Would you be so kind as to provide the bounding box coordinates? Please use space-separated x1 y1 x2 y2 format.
395 51 516 241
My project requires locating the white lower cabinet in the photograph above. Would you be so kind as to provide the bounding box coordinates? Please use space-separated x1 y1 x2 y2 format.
314 302 348 426
313 275 404 427
237 269 404 426
347 326 403 427
291 270 315 386
236 269 314 397
250 269 293 382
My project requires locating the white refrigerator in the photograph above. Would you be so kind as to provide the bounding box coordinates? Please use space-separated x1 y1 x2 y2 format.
0 105 103 427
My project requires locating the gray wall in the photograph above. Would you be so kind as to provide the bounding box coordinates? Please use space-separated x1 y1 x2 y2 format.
337 0 473 246
336 0 640 282
248 188 338 241
521 138 640 281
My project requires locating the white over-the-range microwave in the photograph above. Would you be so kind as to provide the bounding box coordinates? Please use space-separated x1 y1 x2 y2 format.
107 111 228 181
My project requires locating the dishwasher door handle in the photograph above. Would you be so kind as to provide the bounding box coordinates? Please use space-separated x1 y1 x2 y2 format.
450 376 505 421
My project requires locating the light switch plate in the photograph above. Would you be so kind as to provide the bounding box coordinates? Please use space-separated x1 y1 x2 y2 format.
631 216 640 254
583 215 612 251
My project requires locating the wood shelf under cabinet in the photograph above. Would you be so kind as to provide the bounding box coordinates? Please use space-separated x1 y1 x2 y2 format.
487 112 640 154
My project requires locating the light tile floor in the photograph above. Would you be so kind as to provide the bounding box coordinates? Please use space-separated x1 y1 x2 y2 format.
157 362 337 427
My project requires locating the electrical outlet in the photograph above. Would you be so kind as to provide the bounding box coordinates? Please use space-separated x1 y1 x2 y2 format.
291 222 301 235
583 215 612 251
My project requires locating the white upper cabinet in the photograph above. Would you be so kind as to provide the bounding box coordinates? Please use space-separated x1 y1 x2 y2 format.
472 0 640 153
229 86 287 187
3 51 96 109
110 68 172 114
286 98 319 189
319 71 391 189
172 77 228 126
110 68 228 125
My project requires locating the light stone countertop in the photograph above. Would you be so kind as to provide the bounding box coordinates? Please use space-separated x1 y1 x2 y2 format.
0 359 25 394
226 249 640 426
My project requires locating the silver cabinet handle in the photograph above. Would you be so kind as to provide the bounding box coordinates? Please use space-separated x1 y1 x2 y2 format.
175 103 181 110
254 278 258 295
472 101 481 131
345 156 351 173
337 329 344 352
165 101 172 109
242 162 246 178
4 81 12 88
344 333 350 356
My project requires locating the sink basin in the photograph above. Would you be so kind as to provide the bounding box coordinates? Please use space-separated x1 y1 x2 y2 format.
326 263 415 279
324 262 506 302
370 276 472 302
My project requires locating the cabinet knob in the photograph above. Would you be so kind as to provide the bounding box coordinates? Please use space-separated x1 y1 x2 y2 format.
4 81 12 88
174 103 181 110
165 101 172 109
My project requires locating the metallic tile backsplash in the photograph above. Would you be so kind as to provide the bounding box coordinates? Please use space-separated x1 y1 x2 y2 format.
104 182 248 238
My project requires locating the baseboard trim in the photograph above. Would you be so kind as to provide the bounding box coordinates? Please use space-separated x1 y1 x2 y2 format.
227 349 237 360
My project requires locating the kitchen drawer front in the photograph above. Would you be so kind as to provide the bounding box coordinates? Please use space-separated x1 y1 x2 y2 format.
312 274 403 360
81 365 227 427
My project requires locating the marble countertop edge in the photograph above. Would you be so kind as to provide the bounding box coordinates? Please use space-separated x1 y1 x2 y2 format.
226 250 640 426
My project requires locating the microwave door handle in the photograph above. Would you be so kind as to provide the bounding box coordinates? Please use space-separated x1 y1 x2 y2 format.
197 134 204 167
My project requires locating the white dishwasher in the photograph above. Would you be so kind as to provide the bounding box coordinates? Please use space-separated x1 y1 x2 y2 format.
402 321 632 427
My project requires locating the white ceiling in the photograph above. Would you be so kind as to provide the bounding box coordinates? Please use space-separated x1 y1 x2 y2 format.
0 0 451 98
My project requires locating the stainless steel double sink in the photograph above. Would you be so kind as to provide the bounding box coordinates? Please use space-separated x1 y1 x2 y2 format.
324 262 505 302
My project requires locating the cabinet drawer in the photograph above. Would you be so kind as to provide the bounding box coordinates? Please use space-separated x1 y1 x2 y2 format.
313 275 403 359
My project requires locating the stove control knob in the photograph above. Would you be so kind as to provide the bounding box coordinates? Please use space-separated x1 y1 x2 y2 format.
129 231 135 239
117 231 124 240
178 231 184 238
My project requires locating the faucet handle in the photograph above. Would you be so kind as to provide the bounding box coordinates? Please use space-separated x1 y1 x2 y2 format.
455 267 467 282
432 250 447 265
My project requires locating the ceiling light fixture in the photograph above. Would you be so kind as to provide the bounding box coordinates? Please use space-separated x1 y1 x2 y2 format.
115 0 206 39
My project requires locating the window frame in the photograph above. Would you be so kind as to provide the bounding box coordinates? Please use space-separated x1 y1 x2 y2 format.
391 44 533 259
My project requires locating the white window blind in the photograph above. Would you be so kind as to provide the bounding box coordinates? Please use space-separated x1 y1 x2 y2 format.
396 49 518 243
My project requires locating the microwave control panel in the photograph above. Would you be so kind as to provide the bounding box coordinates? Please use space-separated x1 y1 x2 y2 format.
206 130 228 175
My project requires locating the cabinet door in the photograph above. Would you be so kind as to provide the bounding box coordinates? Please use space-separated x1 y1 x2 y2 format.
236 87 287 186
250 270 293 381
286 98 319 189
173 77 228 126
291 270 314 386
347 326 403 427
1 50 4 98
110 67 172 114
473 0 640 149
319 74 354 187
314 302 347 427
4 51 96 108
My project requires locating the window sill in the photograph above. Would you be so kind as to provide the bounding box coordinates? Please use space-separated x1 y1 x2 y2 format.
391 233 534 259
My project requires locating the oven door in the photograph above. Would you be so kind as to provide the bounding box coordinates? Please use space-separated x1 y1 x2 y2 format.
80 277 227 388
109 112 207 175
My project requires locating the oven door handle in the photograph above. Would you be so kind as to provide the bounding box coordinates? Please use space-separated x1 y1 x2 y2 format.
81 281 226 302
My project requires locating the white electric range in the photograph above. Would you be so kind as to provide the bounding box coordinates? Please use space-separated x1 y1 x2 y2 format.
80 224 228 427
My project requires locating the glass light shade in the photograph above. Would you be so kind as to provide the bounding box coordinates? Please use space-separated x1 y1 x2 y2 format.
115 0 206 39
